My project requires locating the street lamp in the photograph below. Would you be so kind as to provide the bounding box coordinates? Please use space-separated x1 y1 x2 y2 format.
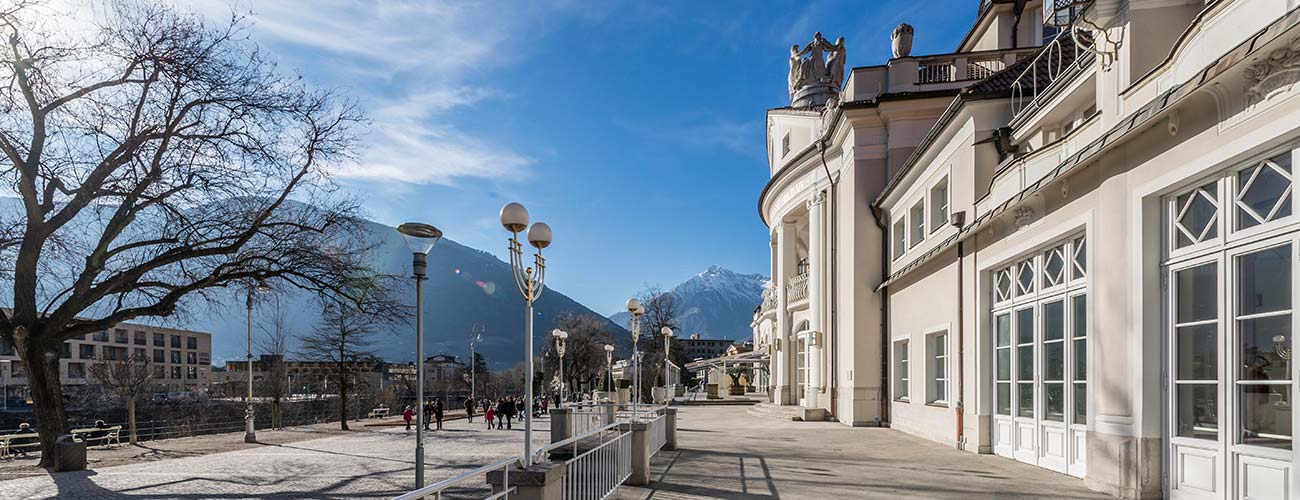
552 329 568 407
661 326 673 404
625 298 645 421
245 279 270 443
500 202 552 466
470 324 483 404
397 221 443 489
604 344 614 395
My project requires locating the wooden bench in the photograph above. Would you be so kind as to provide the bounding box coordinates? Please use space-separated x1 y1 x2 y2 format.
70 426 123 448
367 407 390 419
0 433 40 459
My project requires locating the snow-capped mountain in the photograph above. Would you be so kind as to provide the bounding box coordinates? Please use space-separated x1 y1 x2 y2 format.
610 266 768 340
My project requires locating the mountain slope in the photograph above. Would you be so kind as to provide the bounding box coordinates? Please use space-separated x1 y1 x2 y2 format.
0 198 628 369
610 266 767 340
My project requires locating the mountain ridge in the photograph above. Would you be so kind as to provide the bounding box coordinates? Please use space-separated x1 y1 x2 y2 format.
609 266 767 340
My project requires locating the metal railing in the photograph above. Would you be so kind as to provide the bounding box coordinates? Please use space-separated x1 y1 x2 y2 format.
917 60 955 84
1010 30 1091 116
966 57 1006 80
647 413 667 456
390 456 521 500
568 406 611 438
0 410 338 447
561 425 631 500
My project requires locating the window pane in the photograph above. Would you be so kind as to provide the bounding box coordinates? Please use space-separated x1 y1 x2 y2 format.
996 348 1011 381
1074 338 1087 380
1044 301 1064 340
1239 314 1291 382
997 383 1011 416
1072 294 1086 337
1174 183 1218 248
1044 342 1064 381
1018 345 1033 381
1238 245 1291 316
1073 383 1087 425
1238 386 1291 449
1072 237 1086 277
910 201 925 246
1176 383 1218 440
1018 382 1034 417
1176 263 1218 323
1237 156 1292 229
996 313 1011 347
1017 261 1034 295
1177 323 1218 381
1017 308 1034 345
1044 383 1064 422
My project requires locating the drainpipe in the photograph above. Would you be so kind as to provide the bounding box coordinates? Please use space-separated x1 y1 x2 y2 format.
870 204 890 426
1011 0 1027 48
816 140 840 421
956 239 966 450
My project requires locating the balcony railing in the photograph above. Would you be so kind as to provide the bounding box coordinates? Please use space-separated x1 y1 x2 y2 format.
785 273 809 302
1010 30 1093 117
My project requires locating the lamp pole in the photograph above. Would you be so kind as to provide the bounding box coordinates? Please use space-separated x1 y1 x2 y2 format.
500 203 552 467
604 344 614 395
553 330 568 407
625 298 645 421
661 327 673 404
245 280 269 443
470 325 482 404
397 222 443 489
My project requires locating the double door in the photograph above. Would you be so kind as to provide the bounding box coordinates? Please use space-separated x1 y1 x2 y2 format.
1167 236 1297 500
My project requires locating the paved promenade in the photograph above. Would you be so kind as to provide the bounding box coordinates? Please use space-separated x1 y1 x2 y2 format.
617 405 1114 500
0 415 547 500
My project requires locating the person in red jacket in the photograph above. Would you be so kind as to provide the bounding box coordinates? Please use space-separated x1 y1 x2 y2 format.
402 405 415 431
484 406 496 430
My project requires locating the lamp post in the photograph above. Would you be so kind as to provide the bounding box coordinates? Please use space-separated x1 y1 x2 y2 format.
470 324 483 404
625 298 645 421
245 279 270 443
500 202 552 466
552 329 568 407
661 327 673 404
604 344 614 395
397 221 443 489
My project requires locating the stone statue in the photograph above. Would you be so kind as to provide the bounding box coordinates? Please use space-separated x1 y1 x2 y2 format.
825 36 846 89
789 44 803 99
787 32 846 107
892 23 914 58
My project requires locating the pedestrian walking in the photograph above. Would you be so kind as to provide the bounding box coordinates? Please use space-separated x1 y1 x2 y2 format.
433 400 444 430
484 406 495 429
423 400 434 431
464 396 476 423
402 406 414 431
496 398 506 430
504 397 516 430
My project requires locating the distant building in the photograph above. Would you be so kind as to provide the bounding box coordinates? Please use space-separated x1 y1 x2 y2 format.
679 334 736 361
0 322 213 403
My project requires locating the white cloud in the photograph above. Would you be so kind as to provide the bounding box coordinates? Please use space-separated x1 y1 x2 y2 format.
179 0 540 186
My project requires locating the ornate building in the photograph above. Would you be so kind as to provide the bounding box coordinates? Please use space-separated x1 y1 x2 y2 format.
756 1 1300 498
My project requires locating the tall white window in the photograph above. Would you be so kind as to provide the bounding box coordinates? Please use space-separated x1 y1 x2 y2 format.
894 339 909 401
892 219 906 260
930 176 949 233
909 200 925 248
1162 146 1295 497
928 331 948 404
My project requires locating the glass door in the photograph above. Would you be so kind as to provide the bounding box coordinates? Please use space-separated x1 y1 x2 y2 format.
1168 257 1223 500
1013 305 1039 465
1039 298 1069 473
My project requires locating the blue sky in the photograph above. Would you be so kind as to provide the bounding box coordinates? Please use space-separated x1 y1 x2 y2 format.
185 0 980 315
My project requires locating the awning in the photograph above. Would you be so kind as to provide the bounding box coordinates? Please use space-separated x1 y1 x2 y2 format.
685 351 769 372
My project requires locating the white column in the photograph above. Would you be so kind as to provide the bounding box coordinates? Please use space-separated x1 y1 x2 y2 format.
806 193 825 405
774 221 796 405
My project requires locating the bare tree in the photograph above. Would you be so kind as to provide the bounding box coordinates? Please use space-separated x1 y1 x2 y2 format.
0 3 371 463
257 298 292 430
543 312 614 400
299 274 407 430
635 286 684 399
88 352 154 445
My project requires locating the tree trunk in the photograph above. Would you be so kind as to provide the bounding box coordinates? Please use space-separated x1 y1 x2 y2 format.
128 397 138 445
22 340 66 467
338 372 349 431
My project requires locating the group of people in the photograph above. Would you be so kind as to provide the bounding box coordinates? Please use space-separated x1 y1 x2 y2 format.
401 400 445 431
398 395 561 433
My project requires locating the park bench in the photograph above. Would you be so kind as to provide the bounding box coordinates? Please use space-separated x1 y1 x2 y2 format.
367 406 390 419
70 425 123 448
0 433 40 459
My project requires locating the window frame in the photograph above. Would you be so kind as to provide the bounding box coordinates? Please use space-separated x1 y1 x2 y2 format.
909 199 926 249
929 175 950 235
927 328 950 406
894 339 910 402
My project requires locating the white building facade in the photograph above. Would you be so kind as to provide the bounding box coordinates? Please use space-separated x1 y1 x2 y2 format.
758 1 1300 498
